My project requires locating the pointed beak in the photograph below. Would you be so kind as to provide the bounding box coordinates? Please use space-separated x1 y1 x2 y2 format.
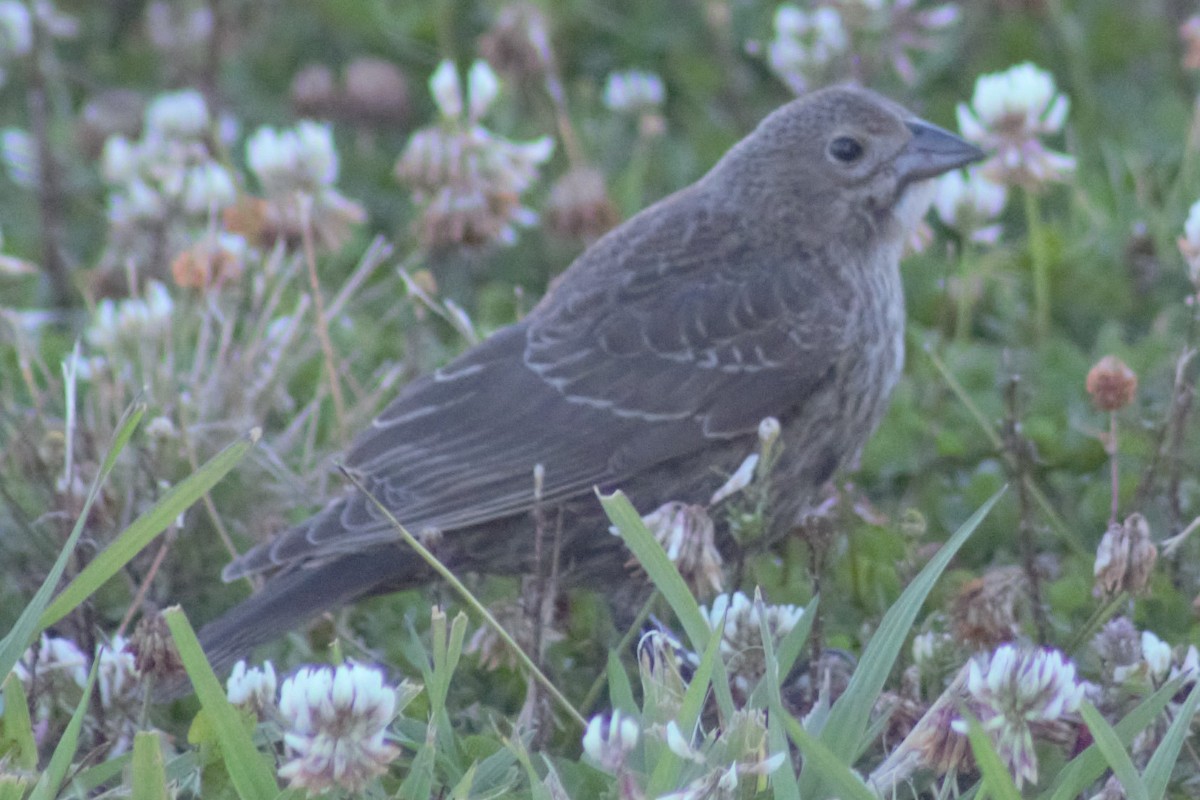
895 119 985 183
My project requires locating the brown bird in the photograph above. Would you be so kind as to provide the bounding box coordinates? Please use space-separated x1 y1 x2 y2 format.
191 86 982 679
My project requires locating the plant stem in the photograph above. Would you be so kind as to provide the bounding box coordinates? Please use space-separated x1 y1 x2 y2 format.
1024 188 1051 338
1109 410 1119 527
954 241 975 342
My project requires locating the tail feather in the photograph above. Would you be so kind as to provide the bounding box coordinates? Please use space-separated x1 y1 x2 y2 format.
157 546 420 701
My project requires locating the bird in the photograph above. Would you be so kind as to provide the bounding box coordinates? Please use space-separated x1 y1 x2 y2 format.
187 85 983 682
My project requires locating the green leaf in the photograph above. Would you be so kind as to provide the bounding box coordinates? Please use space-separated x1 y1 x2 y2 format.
39 426 259 630
163 606 278 800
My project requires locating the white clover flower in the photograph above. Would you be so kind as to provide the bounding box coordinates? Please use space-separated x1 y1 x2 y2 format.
767 4 848 94
603 69 666 114
396 61 553 249
101 135 139 184
956 62 1074 188
294 121 338 186
86 280 174 348
182 161 236 214
13 634 87 691
1140 631 1171 681
960 645 1084 788
701 590 804 695
636 501 723 595
430 60 464 119
933 168 1007 245
246 121 339 197
277 663 400 794
0 1 32 60
582 710 640 772
226 660 277 715
145 89 210 141
467 60 500 120
96 636 141 712
665 720 704 762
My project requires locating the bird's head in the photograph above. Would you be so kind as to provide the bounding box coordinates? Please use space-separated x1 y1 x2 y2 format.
711 85 983 244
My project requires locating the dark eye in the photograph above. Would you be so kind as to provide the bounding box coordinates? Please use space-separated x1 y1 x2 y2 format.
828 136 864 163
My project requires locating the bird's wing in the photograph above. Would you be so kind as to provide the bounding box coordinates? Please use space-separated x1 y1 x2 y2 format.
226 196 852 578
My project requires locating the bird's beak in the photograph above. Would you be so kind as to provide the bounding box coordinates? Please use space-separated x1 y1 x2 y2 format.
895 119 985 183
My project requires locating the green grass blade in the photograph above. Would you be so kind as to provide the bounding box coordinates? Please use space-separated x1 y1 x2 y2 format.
599 489 735 720
780 713 876 800
163 606 278 800
961 712 1022 800
29 648 99 800
814 488 1003 755
606 649 636 714
39 426 260 630
131 731 169 800
748 594 817 710
1043 676 1183 800
1078 700 1149 800
1 675 37 771
0 402 144 680
1143 678 1200 800
758 593 800 800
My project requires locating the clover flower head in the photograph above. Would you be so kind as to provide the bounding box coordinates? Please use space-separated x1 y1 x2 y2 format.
933 168 1007 244
0 1 33 62
956 62 1074 188
639 501 724 596
145 89 210 141
582 710 640 772
227 660 278 715
277 663 401 794
960 645 1084 788
767 4 848 94
96 636 141 713
395 59 553 249
13 634 87 695
246 121 338 196
701 590 804 695
87 280 174 349
603 69 666 114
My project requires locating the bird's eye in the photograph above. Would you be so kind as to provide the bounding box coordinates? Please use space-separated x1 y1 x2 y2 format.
828 136 864 163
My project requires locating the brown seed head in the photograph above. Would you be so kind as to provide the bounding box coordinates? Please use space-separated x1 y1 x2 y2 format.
1093 513 1156 599
546 166 619 241
127 613 183 679
1086 355 1137 411
951 565 1025 648
290 64 337 119
342 58 410 127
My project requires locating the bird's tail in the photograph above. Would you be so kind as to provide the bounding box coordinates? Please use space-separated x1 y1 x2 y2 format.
156 546 422 701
